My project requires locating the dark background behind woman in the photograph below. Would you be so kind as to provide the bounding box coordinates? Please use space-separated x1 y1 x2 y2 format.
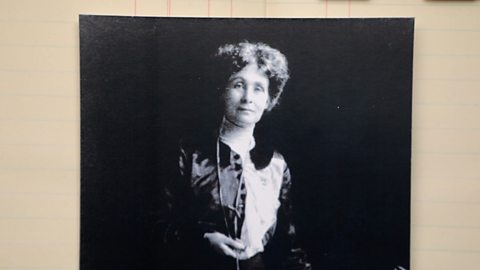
81 16 413 270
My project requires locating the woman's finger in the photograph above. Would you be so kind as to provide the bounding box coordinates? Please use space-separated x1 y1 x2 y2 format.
219 244 238 258
224 237 245 250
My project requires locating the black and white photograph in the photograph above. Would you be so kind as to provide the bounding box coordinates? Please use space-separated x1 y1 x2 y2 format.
80 16 414 270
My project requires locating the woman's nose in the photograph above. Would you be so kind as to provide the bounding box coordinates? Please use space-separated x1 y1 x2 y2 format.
241 86 253 103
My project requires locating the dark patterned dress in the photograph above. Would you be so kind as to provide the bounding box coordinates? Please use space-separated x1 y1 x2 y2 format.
163 135 311 270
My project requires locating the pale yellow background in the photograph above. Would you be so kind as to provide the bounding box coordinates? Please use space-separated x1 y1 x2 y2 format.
1 0 479 269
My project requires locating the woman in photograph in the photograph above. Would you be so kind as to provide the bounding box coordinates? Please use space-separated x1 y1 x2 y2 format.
163 41 311 270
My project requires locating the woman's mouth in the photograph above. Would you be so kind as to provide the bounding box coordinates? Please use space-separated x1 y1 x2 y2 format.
238 107 254 113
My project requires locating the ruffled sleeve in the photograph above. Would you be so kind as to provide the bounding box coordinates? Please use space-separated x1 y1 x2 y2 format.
264 157 312 270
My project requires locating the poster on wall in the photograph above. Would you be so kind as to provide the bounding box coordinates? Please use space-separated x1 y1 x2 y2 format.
80 15 414 270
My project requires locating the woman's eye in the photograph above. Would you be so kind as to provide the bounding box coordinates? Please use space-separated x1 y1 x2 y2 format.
233 82 244 88
255 86 264 92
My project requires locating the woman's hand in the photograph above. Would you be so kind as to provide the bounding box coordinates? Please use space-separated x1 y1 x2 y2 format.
203 232 246 258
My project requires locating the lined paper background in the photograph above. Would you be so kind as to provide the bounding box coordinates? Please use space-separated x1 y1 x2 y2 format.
1 0 479 269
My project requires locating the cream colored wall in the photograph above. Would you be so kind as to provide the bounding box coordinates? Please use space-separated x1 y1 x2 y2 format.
1 0 479 269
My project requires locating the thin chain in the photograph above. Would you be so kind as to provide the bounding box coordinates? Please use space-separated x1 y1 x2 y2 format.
216 137 241 270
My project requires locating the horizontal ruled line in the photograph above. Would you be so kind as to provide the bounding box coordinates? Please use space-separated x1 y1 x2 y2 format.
0 92 77 98
0 43 76 49
416 53 480 58
412 127 480 131
414 199 480 206
0 18 75 24
0 192 76 197
0 68 77 74
0 241 76 246
0 143 76 147
0 167 78 172
0 216 75 220
413 176 480 182
0 118 78 123
417 28 480 33
414 102 480 108
413 224 480 230
413 248 480 254
0 268 75 270
415 77 480 82
413 151 480 156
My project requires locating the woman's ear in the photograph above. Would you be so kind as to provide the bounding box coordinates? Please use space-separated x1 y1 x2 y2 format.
265 97 273 112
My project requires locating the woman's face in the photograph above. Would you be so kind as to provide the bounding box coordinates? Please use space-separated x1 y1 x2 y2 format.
223 64 270 128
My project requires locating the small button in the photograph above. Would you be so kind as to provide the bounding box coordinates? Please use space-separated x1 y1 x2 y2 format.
233 154 240 160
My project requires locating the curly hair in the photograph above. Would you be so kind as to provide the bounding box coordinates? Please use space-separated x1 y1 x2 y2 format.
214 41 289 111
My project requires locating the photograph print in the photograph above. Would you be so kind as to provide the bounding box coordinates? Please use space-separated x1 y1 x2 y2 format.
80 16 414 270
